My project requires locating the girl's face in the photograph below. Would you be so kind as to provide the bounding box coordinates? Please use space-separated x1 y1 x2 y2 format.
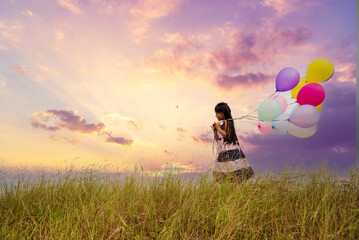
215 112 225 120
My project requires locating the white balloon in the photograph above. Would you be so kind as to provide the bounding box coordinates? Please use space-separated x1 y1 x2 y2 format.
258 99 282 121
272 113 290 134
289 104 319 128
284 102 299 115
288 124 317 138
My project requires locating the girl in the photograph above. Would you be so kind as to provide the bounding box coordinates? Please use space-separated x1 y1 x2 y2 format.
210 102 255 183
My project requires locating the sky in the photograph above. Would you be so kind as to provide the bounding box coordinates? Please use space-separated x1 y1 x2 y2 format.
0 0 356 179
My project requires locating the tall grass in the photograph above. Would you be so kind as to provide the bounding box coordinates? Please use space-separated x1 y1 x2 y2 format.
0 164 358 239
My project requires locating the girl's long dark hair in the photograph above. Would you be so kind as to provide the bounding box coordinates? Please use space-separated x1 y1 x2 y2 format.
215 102 239 145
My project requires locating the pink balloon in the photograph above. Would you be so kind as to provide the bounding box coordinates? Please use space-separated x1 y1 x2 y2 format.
297 83 325 106
258 121 274 134
277 96 288 113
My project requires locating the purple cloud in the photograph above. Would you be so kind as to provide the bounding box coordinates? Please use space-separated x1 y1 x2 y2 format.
31 110 105 134
274 27 312 46
127 120 144 130
215 72 274 89
208 26 312 73
192 132 213 144
31 119 62 131
164 150 174 156
176 127 186 132
31 109 134 147
209 48 259 72
104 131 133 146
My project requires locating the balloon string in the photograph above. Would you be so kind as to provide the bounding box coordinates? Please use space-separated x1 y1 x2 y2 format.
272 119 289 122
273 91 292 99
267 90 278 99
247 90 278 113
287 101 298 105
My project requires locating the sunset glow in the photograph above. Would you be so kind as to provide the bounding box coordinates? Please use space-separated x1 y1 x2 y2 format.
0 0 356 177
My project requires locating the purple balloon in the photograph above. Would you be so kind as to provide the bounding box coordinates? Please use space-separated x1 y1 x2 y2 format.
275 67 300 92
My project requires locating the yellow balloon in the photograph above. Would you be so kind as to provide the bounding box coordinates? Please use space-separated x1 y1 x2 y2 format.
288 124 317 138
291 77 308 99
306 58 334 83
298 103 322 112
316 104 322 112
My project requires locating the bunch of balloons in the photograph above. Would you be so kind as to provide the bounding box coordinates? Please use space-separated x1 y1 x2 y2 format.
257 58 334 138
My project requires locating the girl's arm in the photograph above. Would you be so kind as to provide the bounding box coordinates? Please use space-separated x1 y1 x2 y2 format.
215 121 227 138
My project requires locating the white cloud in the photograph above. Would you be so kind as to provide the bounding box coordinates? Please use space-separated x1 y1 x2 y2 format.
54 29 64 41
57 0 82 14
34 76 46 83
0 74 6 88
22 10 34 16
261 0 321 16
37 64 59 76
0 22 22 48
128 0 185 43
0 80 6 88
0 43 8 50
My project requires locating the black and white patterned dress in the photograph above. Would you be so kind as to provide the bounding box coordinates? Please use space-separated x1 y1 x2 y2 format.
213 121 254 183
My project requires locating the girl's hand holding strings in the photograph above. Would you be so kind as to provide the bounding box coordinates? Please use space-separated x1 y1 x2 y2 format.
211 122 217 131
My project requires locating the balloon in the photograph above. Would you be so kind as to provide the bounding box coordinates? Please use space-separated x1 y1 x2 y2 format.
306 58 334 83
272 113 290 134
276 96 288 113
297 83 325 106
288 124 317 138
258 99 282 121
289 104 320 128
299 103 322 112
275 67 300 92
316 104 322 112
291 77 308 99
284 102 299 115
258 121 274 134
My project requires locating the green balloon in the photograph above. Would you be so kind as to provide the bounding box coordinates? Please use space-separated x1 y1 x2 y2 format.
258 99 282 121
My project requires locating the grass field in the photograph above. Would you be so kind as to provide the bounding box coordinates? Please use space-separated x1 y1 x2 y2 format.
1 165 358 239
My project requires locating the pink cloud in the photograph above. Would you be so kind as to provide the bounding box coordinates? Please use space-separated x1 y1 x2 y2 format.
12 65 26 74
48 135 80 145
333 62 356 83
162 33 202 55
127 120 144 130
